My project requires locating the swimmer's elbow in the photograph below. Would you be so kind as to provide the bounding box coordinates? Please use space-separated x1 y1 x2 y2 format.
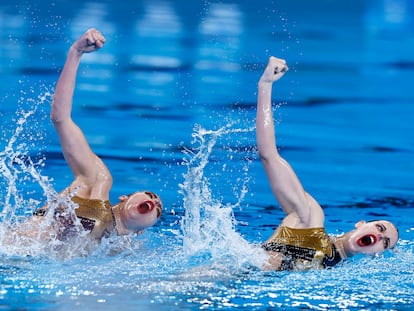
50 109 58 123
258 148 279 164
50 99 70 124
258 150 270 163
50 110 63 125
50 97 59 122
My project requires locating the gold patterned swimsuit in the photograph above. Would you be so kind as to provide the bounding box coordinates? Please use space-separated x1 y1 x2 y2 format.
262 226 342 270
34 195 114 240
71 196 114 240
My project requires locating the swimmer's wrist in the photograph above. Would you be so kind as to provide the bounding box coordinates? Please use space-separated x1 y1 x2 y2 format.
69 44 84 57
258 79 273 86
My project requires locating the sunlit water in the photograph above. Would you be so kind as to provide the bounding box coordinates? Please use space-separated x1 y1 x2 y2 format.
1 0 414 310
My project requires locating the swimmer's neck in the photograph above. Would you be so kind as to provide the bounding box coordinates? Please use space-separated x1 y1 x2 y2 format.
111 204 130 235
332 236 353 259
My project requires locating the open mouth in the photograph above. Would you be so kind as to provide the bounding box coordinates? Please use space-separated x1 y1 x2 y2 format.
136 200 155 214
357 234 377 247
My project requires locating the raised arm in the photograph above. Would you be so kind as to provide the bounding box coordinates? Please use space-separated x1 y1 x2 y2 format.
257 56 324 228
51 29 111 198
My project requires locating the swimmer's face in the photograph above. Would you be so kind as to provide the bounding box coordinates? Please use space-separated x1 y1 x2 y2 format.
347 220 398 255
118 191 162 233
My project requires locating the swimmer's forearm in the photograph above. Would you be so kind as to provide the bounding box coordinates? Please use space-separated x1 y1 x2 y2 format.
256 81 278 160
51 46 82 123
256 57 288 160
51 29 105 124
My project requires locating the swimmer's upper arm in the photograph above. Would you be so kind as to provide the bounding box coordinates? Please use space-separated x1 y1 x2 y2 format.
53 118 102 181
261 152 324 227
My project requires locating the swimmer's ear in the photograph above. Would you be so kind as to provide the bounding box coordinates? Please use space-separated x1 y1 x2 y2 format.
355 220 366 228
118 195 128 202
136 230 143 235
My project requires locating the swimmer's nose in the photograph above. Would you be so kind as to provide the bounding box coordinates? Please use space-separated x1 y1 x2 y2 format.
136 200 155 214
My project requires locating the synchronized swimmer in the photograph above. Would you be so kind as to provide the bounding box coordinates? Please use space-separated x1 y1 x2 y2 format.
256 56 398 270
2 29 162 244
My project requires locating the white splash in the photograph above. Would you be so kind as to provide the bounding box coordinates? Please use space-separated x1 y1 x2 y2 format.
0 90 96 259
0 92 53 222
179 124 268 269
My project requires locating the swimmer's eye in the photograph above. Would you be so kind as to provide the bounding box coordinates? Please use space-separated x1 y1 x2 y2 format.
383 238 390 249
145 191 158 200
376 224 386 232
144 191 162 218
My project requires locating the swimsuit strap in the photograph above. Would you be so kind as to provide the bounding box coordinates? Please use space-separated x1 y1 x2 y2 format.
322 243 343 268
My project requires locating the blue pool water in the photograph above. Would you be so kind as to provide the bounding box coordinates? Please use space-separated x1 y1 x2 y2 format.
1 0 414 310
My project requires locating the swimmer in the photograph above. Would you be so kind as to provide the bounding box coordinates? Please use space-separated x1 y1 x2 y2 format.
257 56 398 270
11 28 162 242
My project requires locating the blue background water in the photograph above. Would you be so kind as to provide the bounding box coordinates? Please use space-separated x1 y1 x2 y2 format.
1 0 414 310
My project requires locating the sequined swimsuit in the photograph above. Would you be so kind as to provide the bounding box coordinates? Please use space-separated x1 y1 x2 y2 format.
34 195 114 240
262 226 342 270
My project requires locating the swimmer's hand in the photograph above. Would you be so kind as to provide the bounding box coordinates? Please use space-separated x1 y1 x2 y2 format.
72 28 106 55
259 56 288 84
